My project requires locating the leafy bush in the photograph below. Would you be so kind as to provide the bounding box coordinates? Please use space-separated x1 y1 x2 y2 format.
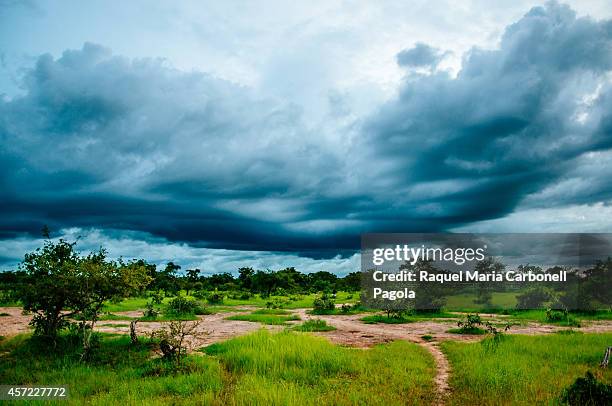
206 292 224 305
560 371 612 405
167 295 197 315
450 314 486 334
312 293 335 314
546 308 581 327
143 302 159 319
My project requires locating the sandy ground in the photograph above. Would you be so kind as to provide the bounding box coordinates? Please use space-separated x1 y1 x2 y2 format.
2 306 611 405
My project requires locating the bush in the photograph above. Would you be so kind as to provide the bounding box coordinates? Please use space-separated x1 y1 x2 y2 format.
546 308 581 327
167 295 197 315
143 302 159 319
312 293 335 314
560 371 612 405
206 292 224 305
450 314 486 334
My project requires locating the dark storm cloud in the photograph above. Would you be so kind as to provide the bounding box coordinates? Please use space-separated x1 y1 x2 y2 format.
1 2 611 253
365 1 612 226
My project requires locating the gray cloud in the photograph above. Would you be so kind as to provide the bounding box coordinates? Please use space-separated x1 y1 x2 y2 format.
397 43 445 68
1 2 611 261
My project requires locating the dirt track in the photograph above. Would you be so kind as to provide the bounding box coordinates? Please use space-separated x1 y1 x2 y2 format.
2 307 611 406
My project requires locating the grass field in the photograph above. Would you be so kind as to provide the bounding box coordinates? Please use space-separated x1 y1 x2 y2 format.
442 332 612 405
0 330 435 405
100 292 359 313
0 334 224 405
203 329 436 405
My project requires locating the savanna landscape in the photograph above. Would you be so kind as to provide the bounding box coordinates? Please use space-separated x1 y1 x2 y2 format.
3 1 612 405
0 238 610 405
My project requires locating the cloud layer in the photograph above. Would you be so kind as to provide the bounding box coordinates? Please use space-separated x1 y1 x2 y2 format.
1 2 611 264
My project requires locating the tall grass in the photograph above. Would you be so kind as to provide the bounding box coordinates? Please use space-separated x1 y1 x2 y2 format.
204 329 436 405
225 312 300 325
0 333 223 405
442 332 612 405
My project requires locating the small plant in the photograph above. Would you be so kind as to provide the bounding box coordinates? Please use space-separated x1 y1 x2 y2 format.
559 371 612 405
421 335 433 341
450 314 486 334
458 314 481 330
481 321 511 351
150 320 204 368
143 301 159 319
546 308 581 327
340 304 352 313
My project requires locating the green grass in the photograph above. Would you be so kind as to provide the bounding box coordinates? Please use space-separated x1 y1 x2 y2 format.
361 314 414 324
447 327 487 335
0 329 436 405
293 319 336 332
0 333 223 405
225 312 301 325
252 308 293 315
203 329 436 405
102 292 360 312
442 333 612 405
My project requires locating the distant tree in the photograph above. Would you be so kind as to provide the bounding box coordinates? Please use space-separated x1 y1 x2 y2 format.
158 262 181 294
473 257 504 308
516 286 552 310
342 272 362 292
238 267 255 290
185 268 201 296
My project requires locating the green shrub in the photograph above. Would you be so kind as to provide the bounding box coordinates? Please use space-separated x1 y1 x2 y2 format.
312 293 335 314
206 292 224 305
143 302 159 319
546 308 581 327
560 371 612 405
167 295 197 315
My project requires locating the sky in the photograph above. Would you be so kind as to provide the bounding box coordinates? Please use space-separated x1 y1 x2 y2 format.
1 0 611 274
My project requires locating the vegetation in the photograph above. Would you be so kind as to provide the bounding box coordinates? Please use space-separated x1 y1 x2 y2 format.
225 312 301 325
361 314 414 324
560 371 612 405
0 333 224 405
442 333 612 405
447 314 487 335
203 330 436 405
294 319 336 332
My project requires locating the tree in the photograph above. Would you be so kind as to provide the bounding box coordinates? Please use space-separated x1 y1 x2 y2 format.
185 268 201 296
473 257 504 308
18 238 151 350
158 262 181 294
238 267 255 290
